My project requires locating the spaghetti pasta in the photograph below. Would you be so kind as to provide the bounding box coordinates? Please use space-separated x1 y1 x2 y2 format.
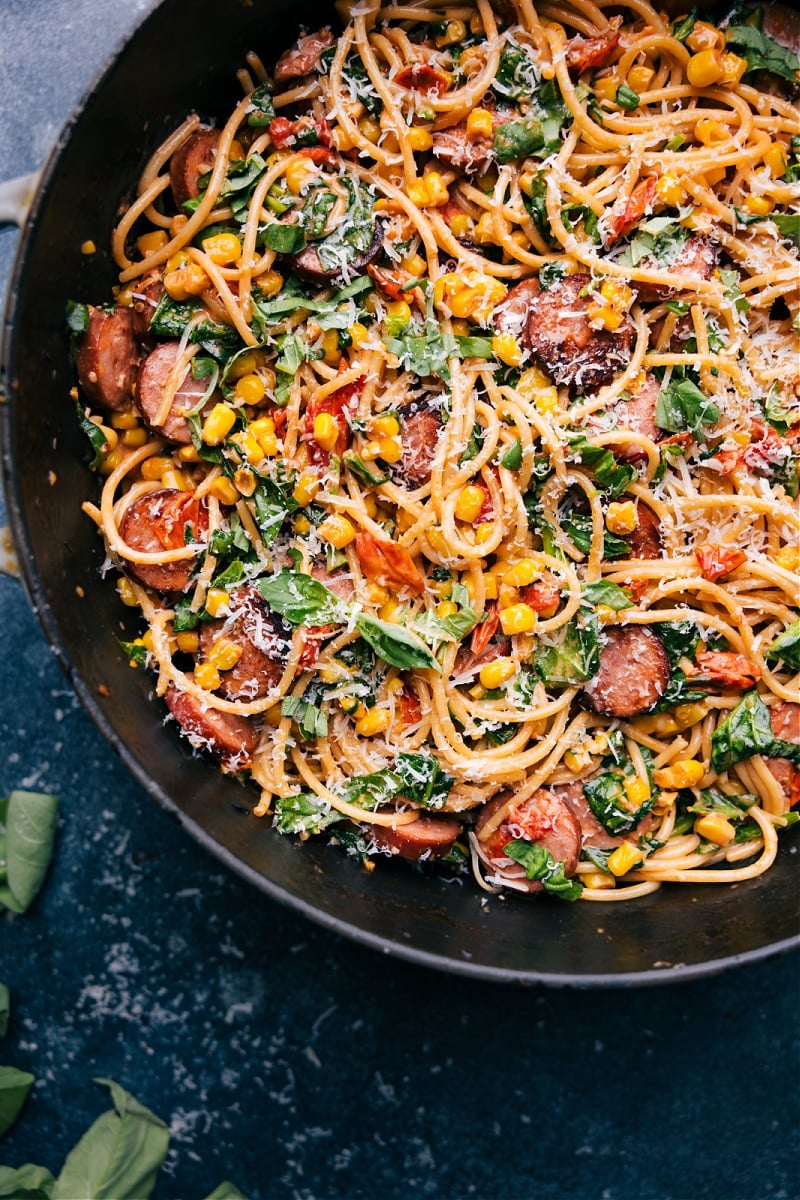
70 0 799 903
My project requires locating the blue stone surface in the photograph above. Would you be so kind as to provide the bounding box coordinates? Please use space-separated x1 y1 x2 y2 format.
0 2 797 1197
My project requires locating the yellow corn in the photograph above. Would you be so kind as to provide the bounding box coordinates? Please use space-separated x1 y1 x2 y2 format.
593 304 625 332
763 143 787 178
479 657 517 689
435 270 507 324
775 546 800 571
502 559 538 588
742 194 773 215
294 515 312 534
230 429 264 466
377 436 403 464
359 115 381 142
466 108 494 139
436 600 458 620
379 598 402 622
372 414 400 439
500 603 537 636
492 332 524 368
657 173 686 206
366 582 390 605
408 126 433 151
121 427 148 448
435 18 466 46
694 813 736 846
348 321 369 348
674 702 709 729
719 52 748 85
318 514 356 549
407 179 430 207
249 416 275 442
226 352 260 381
194 662 221 691
473 212 498 246
163 263 209 301
207 636 244 671
594 75 619 103
210 477 239 505
483 573 498 600
627 65 654 92
402 254 426 278
141 457 166 481
110 410 139 429
176 631 199 653
202 403 236 446
564 746 593 773
582 870 616 890
117 577 139 607
201 232 241 265
686 49 724 88
687 21 724 52
293 470 321 508
259 269 284 298
426 171 449 207
81 240 97 255
449 212 472 238
386 299 412 326
701 165 727 187
624 775 651 806
331 125 355 152
355 708 391 737
695 118 728 146
607 841 642 877
234 467 257 497
454 484 485 524
285 157 319 195
475 523 494 545
653 759 705 789
233 374 266 406
313 412 340 452
205 588 230 618
161 466 190 492
137 230 168 256
606 500 637 535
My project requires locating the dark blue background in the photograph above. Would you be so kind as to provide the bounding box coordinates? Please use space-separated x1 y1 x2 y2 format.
1 3 798 1197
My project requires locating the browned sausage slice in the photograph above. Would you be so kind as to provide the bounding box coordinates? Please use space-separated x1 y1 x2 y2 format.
583 626 671 717
493 277 540 342
130 272 165 341
609 373 661 457
170 127 219 209
199 585 291 701
761 2 800 57
76 306 139 411
136 341 216 444
432 124 494 175
624 503 663 560
392 402 443 489
765 702 800 806
559 780 655 848
274 28 334 83
288 217 383 283
371 813 462 861
474 788 582 891
635 236 717 303
118 488 208 593
165 681 260 765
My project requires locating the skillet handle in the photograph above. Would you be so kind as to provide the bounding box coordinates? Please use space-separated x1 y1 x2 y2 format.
0 172 40 228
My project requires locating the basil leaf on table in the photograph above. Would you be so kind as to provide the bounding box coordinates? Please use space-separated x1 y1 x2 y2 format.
0 1163 55 1199
0 1065 34 1137
52 1078 169 1200
355 614 441 672
0 791 59 915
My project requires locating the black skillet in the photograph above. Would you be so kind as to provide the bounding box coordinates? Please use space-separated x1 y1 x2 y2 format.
2 0 798 984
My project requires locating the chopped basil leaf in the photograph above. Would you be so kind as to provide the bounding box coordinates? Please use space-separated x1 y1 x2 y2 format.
656 377 720 442
355 614 441 673
246 82 274 127
65 299 90 335
274 793 339 835
711 690 800 772
726 23 800 85
687 787 757 820
280 696 329 740
502 841 583 900
117 638 149 667
582 580 634 610
615 83 640 110
584 735 656 834
0 1066 34 1138
263 223 306 254
500 439 523 470
567 435 636 497
258 570 348 627
534 614 599 686
75 404 110 469
342 453 389 486
765 619 800 670
672 8 698 42
395 752 454 808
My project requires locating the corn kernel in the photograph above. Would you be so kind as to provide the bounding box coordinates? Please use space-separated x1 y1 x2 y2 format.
564 747 592 773
624 775 651 806
137 230 169 256
627 65 654 92
249 416 275 441
694 813 736 846
209 477 240 505
358 115 381 144
608 841 642 877
140 630 155 653
318 514 356 549
81 239 96 255
372 414 400 439
202 403 236 446
234 374 266 406
687 21 724 52
363 494 378 520
117 577 139 607
163 263 209 301
466 108 494 139
719 51 748 85
379 598 402 622
264 704 284 727
492 332 524 368
701 166 727 186
205 588 230 618
475 523 495 545
207 636 244 671
355 708 391 737
500 602 537 635
454 484 485 524
313 412 340 452
386 299 412 326
436 600 459 620
653 759 705 789
293 470 321 507
435 18 466 46
348 321 369 348
366 582 390 605
686 49 724 88
195 661 221 691
695 118 728 146
377 436 403 464
258 269 284 298
479 657 516 689
590 304 624 332
331 125 355 152
285 157 319 195
582 871 616 890
606 500 638 534
594 75 619 103
674 702 709 729
110 410 139 430
161 466 189 492
424 171 449 207
763 143 787 178
201 231 241 265
483 573 498 600
474 212 497 246
234 467 257 497
230 429 264 465
294 515 312 534
775 546 800 571
742 194 773 216
502 559 538 588
121 427 148 448
407 179 430 207
449 212 472 238
176 631 199 653
177 443 202 462
408 126 433 151
141 457 167 481
657 173 686 206
402 253 426 277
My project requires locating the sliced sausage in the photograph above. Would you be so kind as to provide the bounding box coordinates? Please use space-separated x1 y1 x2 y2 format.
609 373 661 458
392 401 443 489
560 780 655 849
274 28 333 83
474 788 582 892
583 626 671 717
165 681 260 766
371 813 462 861
129 272 164 341
624 503 663 560
635 236 717 303
496 274 634 391
118 488 208 593
564 18 622 73
76 306 139 411
432 124 494 175
765 702 800 806
170 127 219 209
289 216 383 283
136 341 217 444
761 2 800 56
198 585 291 701
311 562 355 601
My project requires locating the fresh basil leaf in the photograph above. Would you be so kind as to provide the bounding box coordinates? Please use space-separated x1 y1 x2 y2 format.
494 41 540 100
52 1079 168 1200
770 213 800 249
687 787 756 820
394 751 453 809
336 770 404 809
582 581 634 611
538 260 566 289
711 690 781 773
503 840 584 900
263 223 306 254
74 405 111 470
726 23 800 84
765 619 800 670
246 82 274 127
562 203 601 243
455 336 495 359
616 83 640 110
0 791 59 915
656 377 720 442
567 436 636 497
172 597 202 633
534 615 599 686
355 615 441 673
0 1162 55 1198
494 117 545 163
666 299 691 316
258 570 347 627
0 1066 34 1137
65 300 90 335
117 639 149 668
654 620 702 668
274 793 339 835
280 696 329 740
582 845 613 873
251 477 298 546
718 268 751 316
562 512 630 560
343 453 389 486
500 439 523 470
523 172 557 248
584 772 655 835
